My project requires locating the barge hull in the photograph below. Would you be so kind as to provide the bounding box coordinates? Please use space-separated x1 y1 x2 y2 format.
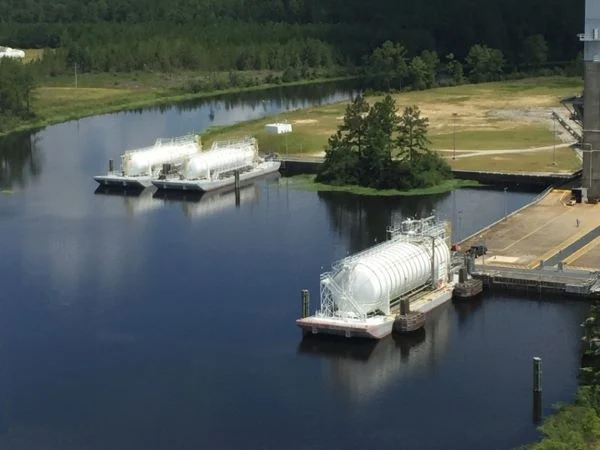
93 175 152 188
152 161 281 192
296 316 395 339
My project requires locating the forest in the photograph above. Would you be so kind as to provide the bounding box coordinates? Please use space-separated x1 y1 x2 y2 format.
0 0 584 74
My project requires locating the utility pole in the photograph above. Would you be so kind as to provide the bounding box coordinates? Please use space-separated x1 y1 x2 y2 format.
504 187 508 220
553 114 556 165
452 113 458 160
74 62 78 89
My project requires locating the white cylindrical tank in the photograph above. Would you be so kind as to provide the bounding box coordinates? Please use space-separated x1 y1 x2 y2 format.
123 142 198 177
331 238 450 316
184 146 255 180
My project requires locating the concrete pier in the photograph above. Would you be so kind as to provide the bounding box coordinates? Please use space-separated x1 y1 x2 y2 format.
461 188 600 297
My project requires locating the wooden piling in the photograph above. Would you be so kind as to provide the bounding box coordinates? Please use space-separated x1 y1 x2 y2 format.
301 289 310 318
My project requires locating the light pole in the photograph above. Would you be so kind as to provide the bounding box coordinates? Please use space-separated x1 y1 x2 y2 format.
452 113 458 160
552 114 556 166
504 187 508 220
457 209 463 242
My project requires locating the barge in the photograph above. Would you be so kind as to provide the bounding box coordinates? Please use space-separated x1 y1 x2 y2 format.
297 216 456 340
93 134 201 188
152 137 280 192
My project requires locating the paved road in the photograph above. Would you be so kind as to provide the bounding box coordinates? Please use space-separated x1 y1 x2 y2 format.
437 142 576 159
544 225 600 266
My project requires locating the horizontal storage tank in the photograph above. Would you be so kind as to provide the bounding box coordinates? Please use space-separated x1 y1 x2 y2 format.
123 141 199 177
183 145 255 180
328 238 450 316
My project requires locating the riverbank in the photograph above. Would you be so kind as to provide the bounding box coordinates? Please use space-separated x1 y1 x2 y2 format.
527 304 600 449
0 74 357 138
282 174 479 196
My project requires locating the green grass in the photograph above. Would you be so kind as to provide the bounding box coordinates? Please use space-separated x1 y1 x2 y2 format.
1 75 356 137
450 146 581 173
430 125 557 150
282 174 479 196
202 76 583 173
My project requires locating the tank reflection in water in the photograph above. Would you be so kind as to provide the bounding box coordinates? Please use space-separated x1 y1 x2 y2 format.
298 303 452 403
94 185 163 216
154 185 259 219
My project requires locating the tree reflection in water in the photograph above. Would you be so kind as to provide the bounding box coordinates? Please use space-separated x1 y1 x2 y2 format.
317 190 450 254
0 132 42 190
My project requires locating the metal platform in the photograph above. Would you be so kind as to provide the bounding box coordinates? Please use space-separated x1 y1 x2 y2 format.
472 265 600 297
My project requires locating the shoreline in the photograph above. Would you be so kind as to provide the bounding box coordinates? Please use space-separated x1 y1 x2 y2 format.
282 174 480 196
0 75 358 138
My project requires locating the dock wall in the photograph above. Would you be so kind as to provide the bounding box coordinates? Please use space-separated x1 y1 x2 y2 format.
459 186 555 245
278 158 582 188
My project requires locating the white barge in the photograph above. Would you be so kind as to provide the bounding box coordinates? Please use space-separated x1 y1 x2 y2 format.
93 134 201 188
297 217 456 340
151 137 281 192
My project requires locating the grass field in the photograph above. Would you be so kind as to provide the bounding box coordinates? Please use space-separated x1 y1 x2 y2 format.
449 146 581 172
1 75 355 137
203 77 583 173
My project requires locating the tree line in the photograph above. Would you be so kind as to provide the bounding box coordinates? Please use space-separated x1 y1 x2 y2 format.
317 95 451 190
0 0 584 76
0 58 34 132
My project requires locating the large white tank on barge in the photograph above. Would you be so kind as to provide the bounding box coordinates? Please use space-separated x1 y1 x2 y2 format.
318 217 451 319
123 140 199 177
183 138 257 180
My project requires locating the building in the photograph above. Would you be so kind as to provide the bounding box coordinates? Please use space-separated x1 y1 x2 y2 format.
0 46 25 59
581 0 600 199
264 123 292 134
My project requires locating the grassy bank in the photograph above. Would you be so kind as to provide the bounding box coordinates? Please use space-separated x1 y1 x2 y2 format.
1 73 356 138
282 174 479 196
203 77 582 173
525 387 600 450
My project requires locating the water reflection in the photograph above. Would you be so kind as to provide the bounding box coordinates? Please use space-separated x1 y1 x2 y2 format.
94 186 162 216
318 191 445 254
298 305 452 403
0 368 9 438
0 132 43 190
154 185 259 219
453 298 484 328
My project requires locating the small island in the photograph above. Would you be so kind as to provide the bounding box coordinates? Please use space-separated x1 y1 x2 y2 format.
312 94 473 195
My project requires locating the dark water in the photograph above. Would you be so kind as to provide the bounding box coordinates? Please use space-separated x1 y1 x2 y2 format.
0 83 589 449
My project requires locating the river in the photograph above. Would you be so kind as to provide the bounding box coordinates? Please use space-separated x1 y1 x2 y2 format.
0 82 589 449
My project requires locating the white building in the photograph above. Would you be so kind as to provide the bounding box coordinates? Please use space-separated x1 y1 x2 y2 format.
264 123 292 134
0 46 26 59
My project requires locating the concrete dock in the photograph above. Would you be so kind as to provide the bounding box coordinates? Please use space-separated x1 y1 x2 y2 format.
462 189 600 270
461 188 600 297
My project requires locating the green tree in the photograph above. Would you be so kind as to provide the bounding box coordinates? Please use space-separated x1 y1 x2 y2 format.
445 53 464 85
465 44 504 82
409 56 430 91
396 105 430 162
521 34 548 69
360 95 398 185
366 40 408 90
339 95 370 158
0 59 35 117
316 130 359 185
420 50 439 87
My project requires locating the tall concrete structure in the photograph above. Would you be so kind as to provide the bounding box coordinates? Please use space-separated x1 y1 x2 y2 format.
581 0 600 199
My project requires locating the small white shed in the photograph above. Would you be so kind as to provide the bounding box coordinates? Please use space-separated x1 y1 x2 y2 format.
0 47 26 59
265 123 292 134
